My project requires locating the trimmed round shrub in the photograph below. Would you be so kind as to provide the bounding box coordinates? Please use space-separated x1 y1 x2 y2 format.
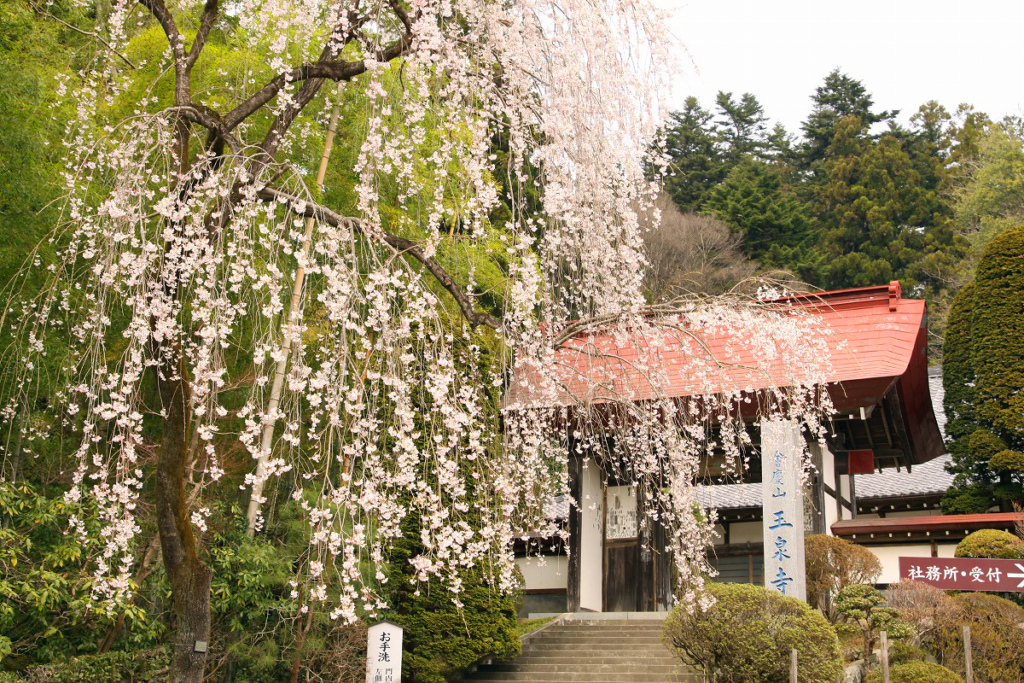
934 593 1024 683
955 529 1024 559
663 582 842 683
866 661 963 683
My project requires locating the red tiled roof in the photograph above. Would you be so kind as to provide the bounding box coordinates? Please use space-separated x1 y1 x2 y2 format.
506 282 945 464
832 513 1024 537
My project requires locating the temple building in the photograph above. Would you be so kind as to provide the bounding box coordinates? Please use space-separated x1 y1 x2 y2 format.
513 282 952 617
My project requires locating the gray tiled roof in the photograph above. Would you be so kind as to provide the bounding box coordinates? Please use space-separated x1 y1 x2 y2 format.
703 366 952 510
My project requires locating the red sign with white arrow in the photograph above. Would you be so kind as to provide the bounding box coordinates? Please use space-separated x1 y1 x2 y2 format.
899 556 1024 592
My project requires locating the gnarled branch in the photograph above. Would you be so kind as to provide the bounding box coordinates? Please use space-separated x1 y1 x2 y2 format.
256 187 503 332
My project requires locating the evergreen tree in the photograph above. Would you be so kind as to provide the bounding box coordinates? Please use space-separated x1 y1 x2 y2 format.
704 159 818 278
714 91 769 164
800 69 896 169
814 115 964 296
941 225 1024 512
662 97 724 211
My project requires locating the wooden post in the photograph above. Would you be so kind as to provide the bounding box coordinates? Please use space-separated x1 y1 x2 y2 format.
880 631 890 683
963 625 974 683
790 648 798 683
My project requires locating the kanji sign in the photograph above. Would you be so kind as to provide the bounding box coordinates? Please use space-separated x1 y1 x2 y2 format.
899 557 1024 592
366 621 403 683
761 419 806 601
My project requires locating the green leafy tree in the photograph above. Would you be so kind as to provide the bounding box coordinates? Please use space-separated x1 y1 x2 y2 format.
942 224 1024 512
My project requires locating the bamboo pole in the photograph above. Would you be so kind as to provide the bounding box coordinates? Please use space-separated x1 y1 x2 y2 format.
880 631 890 683
246 82 345 533
963 625 974 683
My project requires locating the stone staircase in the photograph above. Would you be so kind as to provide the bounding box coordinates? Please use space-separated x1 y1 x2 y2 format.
463 616 698 683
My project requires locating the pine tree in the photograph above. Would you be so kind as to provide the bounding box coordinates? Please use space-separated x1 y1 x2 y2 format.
662 97 725 211
800 69 896 169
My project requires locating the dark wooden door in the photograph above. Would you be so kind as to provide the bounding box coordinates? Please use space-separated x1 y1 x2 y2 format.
604 541 640 612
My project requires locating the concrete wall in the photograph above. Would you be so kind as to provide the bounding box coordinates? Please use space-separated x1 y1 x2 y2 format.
579 456 604 611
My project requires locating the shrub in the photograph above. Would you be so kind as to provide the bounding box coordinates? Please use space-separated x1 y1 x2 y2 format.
865 661 963 683
886 641 926 666
955 529 1024 559
805 535 882 621
835 584 912 663
663 582 842 683
934 593 1024 683
886 579 960 649
1 649 169 683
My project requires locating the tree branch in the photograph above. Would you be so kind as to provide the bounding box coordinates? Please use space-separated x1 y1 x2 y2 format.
31 6 137 69
223 31 413 132
256 187 503 332
185 0 219 70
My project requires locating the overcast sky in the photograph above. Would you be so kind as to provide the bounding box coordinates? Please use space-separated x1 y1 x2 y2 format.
659 0 1024 136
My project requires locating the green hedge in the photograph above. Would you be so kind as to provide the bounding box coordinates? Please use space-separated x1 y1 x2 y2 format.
663 582 842 683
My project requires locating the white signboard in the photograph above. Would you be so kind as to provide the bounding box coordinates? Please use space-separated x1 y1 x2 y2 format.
366 620 403 683
605 486 638 540
761 419 806 601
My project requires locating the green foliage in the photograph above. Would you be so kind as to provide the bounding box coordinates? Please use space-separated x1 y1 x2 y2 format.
942 223 1024 511
865 661 963 683
663 582 842 683
662 97 725 211
382 512 520 683
836 584 912 663
955 529 1024 560
704 159 817 277
885 641 927 667
0 649 168 683
934 593 1024 683
800 69 896 167
804 535 882 622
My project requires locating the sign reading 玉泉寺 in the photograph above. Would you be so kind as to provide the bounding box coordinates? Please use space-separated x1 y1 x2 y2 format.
899 557 1024 592
366 620 403 683
761 419 806 601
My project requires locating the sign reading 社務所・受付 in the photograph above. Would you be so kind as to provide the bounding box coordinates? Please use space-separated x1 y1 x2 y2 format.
899 556 1024 592
366 620 404 683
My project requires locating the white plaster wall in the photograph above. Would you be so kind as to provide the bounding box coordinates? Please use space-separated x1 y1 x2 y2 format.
516 555 568 591
866 543 959 584
729 520 763 544
579 457 604 611
839 474 854 520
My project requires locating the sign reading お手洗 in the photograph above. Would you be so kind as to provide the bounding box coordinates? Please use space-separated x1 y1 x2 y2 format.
761 419 806 602
366 621 403 683
899 556 1024 592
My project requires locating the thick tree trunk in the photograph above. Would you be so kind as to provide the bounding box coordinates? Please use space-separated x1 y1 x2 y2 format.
156 354 212 683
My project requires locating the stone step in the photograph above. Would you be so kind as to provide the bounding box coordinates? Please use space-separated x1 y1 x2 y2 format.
527 637 666 646
523 644 671 654
506 656 680 666
481 663 684 674
544 630 663 634
466 673 695 682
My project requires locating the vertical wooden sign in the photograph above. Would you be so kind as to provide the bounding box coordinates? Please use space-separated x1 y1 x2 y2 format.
366 620 404 683
761 419 806 602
